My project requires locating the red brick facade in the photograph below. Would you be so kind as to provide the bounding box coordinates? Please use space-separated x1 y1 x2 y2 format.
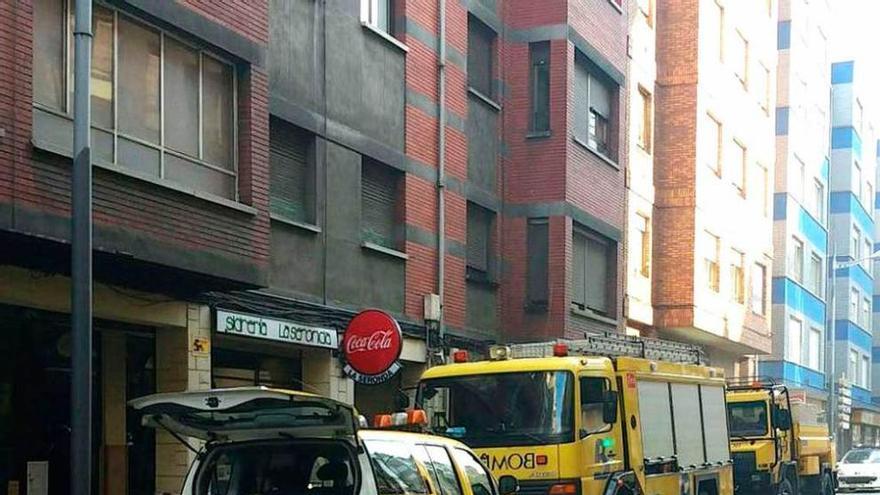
399 0 629 340
0 0 270 287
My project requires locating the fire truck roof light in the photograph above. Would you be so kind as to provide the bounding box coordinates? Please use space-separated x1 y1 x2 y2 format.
453 350 469 363
552 343 569 357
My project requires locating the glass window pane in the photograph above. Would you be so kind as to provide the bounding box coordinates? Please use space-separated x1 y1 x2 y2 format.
91 127 113 164
34 0 66 110
91 6 114 129
451 449 493 495
202 55 235 169
164 38 200 157
118 137 160 176
364 440 428 495
165 154 235 199
118 17 160 143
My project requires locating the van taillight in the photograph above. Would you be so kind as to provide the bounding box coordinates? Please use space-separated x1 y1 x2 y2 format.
548 482 577 495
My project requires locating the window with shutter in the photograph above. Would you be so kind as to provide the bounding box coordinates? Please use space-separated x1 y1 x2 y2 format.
270 118 314 224
530 42 550 132
361 159 401 250
467 203 494 281
468 16 495 98
526 218 549 310
572 227 614 316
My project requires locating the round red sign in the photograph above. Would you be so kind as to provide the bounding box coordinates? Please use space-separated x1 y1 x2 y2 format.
342 310 403 383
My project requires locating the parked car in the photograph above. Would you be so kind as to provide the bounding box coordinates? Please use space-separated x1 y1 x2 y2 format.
838 447 880 493
130 386 519 495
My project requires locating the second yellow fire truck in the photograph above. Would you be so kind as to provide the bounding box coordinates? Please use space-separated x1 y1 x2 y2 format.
416 333 735 495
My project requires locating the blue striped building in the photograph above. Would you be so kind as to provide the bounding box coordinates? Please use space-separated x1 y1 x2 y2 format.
759 0 831 408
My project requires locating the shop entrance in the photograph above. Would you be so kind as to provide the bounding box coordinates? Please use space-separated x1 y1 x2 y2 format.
0 305 155 495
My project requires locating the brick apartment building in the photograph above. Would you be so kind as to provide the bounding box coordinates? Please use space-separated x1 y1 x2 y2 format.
0 0 630 493
647 0 777 373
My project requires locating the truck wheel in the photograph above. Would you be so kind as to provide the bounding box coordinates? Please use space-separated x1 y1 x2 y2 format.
776 479 793 495
820 473 833 495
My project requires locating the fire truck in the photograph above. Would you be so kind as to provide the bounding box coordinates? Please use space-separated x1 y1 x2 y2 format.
416 333 734 495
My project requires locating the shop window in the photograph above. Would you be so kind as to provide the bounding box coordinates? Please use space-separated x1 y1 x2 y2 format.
270 118 316 225
468 16 496 99
33 1 238 199
526 218 549 311
361 158 403 251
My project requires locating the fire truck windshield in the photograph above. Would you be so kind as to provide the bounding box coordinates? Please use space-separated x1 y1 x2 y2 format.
418 371 574 448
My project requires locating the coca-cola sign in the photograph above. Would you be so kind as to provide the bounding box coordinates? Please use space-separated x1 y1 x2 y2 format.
341 310 403 385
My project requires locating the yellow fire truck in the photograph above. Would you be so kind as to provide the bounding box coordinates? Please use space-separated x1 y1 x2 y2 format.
416 333 734 495
726 379 836 495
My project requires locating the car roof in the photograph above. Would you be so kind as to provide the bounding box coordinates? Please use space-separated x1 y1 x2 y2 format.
358 429 470 450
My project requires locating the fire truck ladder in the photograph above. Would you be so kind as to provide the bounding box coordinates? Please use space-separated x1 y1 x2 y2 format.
501 332 706 365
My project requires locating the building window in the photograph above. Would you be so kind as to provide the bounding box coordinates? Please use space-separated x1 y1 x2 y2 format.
808 327 821 371
466 202 495 281
529 42 551 133
787 317 802 364
751 263 767 315
730 250 745 304
755 163 769 216
865 238 873 270
793 156 806 202
808 253 822 296
852 226 862 259
636 214 651 277
854 160 863 201
732 30 749 86
790 237 804 283
862 355 871 388
849 349 859 383
850 288 860 322
813 179 826 222
704 231 721 292
33 2 239 199
759 63 771 112
361 0 393 34
856 99 864 134
712 0 724 62
574 55 616 159
572 227 615 316
705 114 723 175
468 15 496 99
731 139 746 196
636 87 652 152
863 297 871 328
361 158 403 250
638 0 653 26
526 218 549 311
269 118 315 225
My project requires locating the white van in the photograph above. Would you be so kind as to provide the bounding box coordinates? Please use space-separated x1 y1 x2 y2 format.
130 387 519 495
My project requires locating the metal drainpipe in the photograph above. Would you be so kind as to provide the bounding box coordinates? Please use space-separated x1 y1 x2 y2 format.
437 0 447 354
825 83 837 446
71 1 93 495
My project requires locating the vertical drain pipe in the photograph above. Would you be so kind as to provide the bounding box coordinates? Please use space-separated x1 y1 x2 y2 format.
437 0 448 353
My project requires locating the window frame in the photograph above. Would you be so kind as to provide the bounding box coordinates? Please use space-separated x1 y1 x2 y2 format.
466 202 496 283
733 29 749 87
787 316 803 364
361 157 405 252
33 0 240 200
529 41 551 133
731 138 747 196
572 226 616 316
790 237 804 284
751 262 767 315
637 86 653 152
704 231 721 293
808 252 822 297
706 113 723 176
636 213 651 278
467 15 497 100
361 0 394 35
730 249 745 304
269 117 317 226
808 327 822 371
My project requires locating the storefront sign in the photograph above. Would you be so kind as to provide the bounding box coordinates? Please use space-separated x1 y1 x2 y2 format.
341 310 402 385
215 310 338 349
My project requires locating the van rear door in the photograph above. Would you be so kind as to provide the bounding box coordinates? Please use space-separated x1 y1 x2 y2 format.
129 386 358 443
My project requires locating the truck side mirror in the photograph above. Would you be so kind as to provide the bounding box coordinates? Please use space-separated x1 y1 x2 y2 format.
603 390 619 424
394 390 411 411
774 406 792 431
497 475 519 495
